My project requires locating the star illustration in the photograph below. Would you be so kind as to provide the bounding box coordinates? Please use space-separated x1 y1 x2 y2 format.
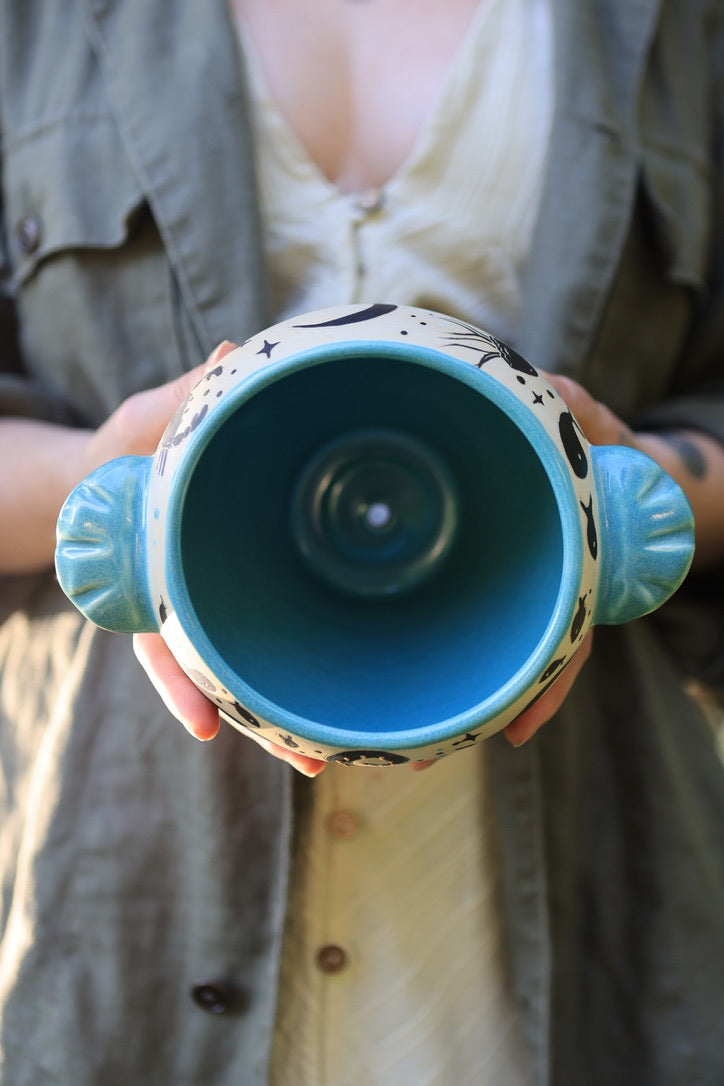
257 339 280 358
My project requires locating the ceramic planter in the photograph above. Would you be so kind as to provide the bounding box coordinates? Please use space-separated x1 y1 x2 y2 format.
55 304 694 766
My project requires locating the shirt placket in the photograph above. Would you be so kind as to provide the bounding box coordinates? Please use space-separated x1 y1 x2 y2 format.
347 187 387 304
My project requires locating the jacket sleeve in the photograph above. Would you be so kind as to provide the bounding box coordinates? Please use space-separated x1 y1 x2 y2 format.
628 12 724 694
636 9 724 446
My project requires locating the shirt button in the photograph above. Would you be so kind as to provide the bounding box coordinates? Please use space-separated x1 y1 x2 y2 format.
316 944 348 974
14 213 42 256
325 809 361 840
355 186 385 215
190 979 237 1014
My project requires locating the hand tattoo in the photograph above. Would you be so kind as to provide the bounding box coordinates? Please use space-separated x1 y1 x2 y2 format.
659 432 708 480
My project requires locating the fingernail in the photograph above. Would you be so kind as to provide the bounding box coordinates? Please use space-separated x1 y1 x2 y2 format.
275 750 327 778
504 721 532 748
297 764 326 778
207 340 237 365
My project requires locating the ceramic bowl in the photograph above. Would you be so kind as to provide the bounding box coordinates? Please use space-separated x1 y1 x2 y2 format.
55 304 695 765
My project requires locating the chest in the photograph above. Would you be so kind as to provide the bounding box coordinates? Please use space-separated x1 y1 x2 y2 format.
229 0 481 191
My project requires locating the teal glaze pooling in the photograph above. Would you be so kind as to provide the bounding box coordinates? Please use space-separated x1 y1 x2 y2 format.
55 455 156 633
592 445 695 625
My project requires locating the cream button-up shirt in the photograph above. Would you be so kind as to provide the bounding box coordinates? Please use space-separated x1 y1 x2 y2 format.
240 0 552 346
236 0 553 1081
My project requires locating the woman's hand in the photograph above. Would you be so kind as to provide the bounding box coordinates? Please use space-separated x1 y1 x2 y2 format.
502 371 724 747
499 374 627 746
125 344 328 776
80 341 238 471
133 367 724 767
547 373 724 568
0 341 239 573
502 630 594 747
133 631 328 776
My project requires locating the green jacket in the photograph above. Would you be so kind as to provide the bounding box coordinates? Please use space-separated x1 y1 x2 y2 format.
1 1 723 1083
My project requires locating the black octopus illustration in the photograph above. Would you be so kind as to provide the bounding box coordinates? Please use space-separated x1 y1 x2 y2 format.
440 317 539 376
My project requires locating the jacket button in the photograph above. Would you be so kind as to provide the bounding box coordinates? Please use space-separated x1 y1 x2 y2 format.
316 944 348 974
190 980 237 1014
14 213 42 256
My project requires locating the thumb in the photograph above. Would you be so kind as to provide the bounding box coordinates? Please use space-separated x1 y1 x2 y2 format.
108 341 239 457
165 340 239 419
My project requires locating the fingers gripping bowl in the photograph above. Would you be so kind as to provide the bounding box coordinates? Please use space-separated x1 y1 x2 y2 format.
56 304 694 766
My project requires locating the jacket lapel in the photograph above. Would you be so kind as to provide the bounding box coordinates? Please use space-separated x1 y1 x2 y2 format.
518 0 662 377
498 3 662 1082
75 0 270 356
76 0 662 374
72 5 665 1083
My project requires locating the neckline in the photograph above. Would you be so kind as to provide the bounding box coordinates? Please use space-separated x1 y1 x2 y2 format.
235 0 500 199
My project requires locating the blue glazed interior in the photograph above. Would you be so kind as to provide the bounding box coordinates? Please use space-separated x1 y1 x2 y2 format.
170 347 575 745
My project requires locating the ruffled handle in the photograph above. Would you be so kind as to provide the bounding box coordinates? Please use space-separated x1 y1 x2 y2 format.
592 445 695 626
55 455 156 632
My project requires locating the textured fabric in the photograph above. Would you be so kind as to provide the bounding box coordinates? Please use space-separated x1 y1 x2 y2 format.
0 574 294 1085
0 3 723 1085
271 751 529 1086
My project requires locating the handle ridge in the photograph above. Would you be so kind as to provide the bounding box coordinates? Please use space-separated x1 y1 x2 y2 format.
591 445 695 626
55 455 156 633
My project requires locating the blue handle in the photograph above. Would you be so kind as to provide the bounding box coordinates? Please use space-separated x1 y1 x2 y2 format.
55 455 156 633
591 445 695 626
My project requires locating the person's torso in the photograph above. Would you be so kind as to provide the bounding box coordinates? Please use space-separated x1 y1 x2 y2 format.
230 0 481 192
